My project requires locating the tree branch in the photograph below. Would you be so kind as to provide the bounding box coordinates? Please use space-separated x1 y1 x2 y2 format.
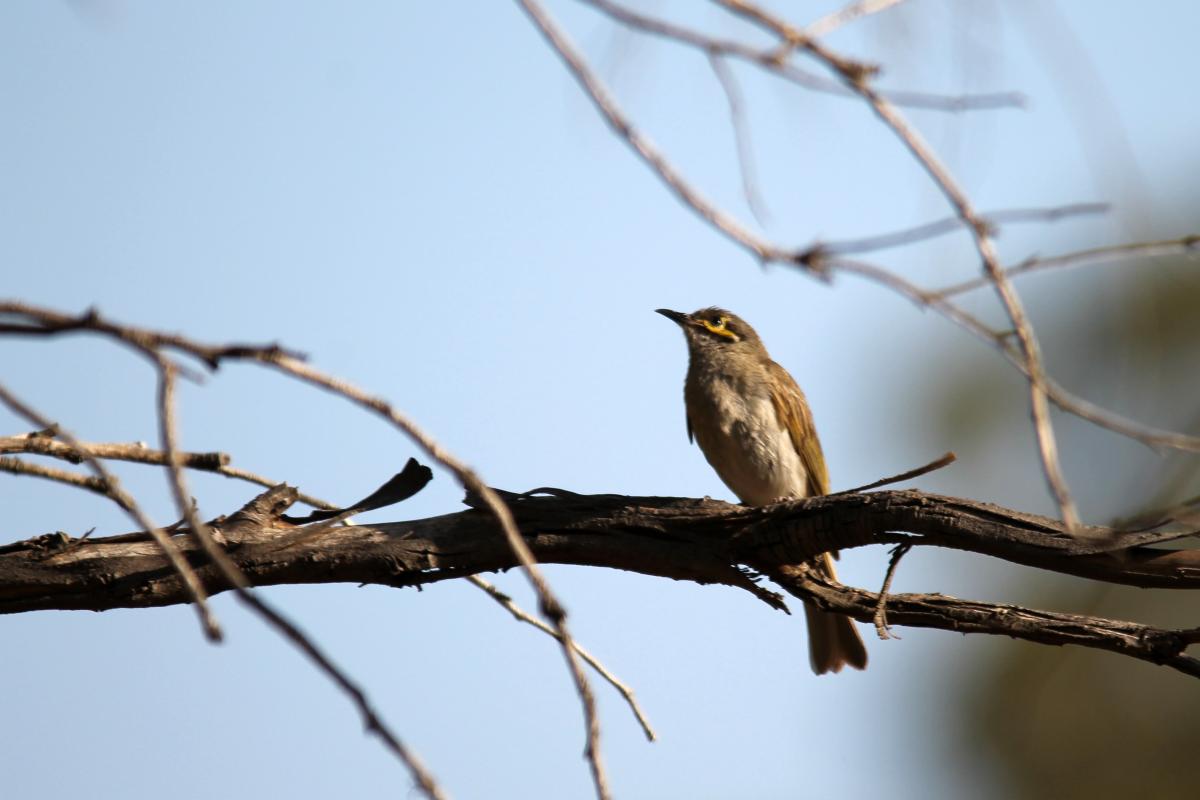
577 0 1026 112
932 234 1200 297
5 486 1198 677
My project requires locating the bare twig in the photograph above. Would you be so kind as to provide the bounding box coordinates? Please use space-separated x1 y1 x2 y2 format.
815 202 1109 257
0 301 301 369
0 455 125 507
713 0 879 82
0 382 223 641
0 434 229 469
828 256 1200 453
0 434 336 511
806 0 906 38
520 0 788 272
707 52 770 225
835 452 957 495
933 235 1200 297
467 575 657 742
579 0 1025 112
872 543 911 640
1116 492 1200 534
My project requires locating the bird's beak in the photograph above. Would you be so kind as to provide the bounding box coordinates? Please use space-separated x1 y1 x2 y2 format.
655 308 691 326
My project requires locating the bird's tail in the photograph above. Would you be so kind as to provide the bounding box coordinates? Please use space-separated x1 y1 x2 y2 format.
803 552 868 675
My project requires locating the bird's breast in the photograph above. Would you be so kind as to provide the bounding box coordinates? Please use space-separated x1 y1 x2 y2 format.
685 374 809 505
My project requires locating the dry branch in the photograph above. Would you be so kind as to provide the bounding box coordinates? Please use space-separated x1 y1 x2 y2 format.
467 575 657 742
828 257 1200 453
815 202 1109 257
578 0 1025 112
933 234 1200 297
0 434 342 511
0 456 120 506
5 485 1199 677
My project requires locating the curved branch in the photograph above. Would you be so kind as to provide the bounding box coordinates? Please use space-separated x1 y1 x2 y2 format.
4 487 1198 676
765 563 1200 678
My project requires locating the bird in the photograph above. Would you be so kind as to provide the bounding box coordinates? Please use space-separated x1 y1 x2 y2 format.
656 306 867 675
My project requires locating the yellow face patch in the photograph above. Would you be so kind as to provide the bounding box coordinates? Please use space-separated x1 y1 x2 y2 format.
700 316 739 341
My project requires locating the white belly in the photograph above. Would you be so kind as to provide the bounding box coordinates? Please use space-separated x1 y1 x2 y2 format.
689 382 808 505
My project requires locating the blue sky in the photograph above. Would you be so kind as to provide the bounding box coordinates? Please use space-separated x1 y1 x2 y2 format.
3 2 1198 798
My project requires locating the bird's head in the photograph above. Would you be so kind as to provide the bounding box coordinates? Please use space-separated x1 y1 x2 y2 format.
655 307 766 361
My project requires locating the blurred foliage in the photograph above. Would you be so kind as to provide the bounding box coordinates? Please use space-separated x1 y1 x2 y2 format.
930 194 1200 798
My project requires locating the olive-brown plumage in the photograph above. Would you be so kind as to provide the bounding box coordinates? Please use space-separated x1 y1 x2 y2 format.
656 306 867 675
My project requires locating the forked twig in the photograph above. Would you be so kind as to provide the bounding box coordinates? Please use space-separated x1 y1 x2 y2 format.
806 0 906 38
519 0 788 276
827 256 1200 453
816 202 1108 257
0 456 124 507
0 434 338 512
835 452 957 495
873 543 912 640
0 382 222 642
707 52 770 225
468 575 658 742
579 0 1025 112
933 235 1200 298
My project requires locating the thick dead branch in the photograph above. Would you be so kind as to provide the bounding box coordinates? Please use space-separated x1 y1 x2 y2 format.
766 564 1200 678
4 487 1198 677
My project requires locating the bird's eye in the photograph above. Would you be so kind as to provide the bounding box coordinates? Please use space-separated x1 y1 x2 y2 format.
712 317 726 328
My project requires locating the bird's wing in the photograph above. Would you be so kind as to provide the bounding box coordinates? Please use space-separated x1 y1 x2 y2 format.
686 412 694 444
766 359 830 497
